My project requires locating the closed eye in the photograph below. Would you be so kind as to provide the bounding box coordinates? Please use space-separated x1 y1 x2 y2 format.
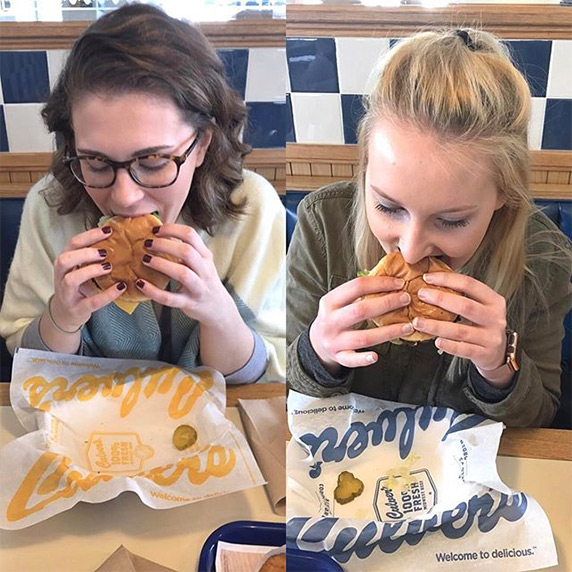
439 218 469 228
83 157 112 173
136 156 171 172
376 202 471 230
375 203 403 217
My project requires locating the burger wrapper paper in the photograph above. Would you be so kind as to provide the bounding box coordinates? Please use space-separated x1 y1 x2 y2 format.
238 396 286 516
0 348 265 530
286 391 557 572
94 545 178 572
215 541 285 572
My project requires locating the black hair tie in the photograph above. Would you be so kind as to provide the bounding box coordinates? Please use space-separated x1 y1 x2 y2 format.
456 29 476 51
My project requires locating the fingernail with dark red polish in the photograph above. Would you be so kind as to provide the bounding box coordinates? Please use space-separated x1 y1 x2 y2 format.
102 262 111 270
142 254 152 263
102 226 112 234
144 239 153 248
136 279 145 289
152 226 160 234
117 282 126 291
98 249 107 257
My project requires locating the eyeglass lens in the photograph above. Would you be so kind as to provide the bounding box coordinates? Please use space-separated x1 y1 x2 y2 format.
70 156 179 188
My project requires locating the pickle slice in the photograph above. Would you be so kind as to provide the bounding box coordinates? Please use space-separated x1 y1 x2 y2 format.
172 424 198 451
334 471 364 505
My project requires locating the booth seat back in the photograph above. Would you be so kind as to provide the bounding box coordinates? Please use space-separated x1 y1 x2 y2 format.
535 201 572 363
535 200 572 429
0 198 25 380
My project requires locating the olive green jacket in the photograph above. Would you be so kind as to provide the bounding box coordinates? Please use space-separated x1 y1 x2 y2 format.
287 182 572 427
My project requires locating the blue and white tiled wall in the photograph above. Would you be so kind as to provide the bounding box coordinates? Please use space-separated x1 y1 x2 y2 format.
4 39 568 152
286 37 572 150
0 47 286 152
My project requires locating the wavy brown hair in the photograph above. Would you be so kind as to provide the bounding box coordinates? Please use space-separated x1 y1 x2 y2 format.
41 3 250 233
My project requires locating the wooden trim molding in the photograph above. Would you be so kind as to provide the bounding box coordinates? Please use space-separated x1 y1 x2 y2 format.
0 148 285 197
286 144 572 201
2 146 570 201
245 148 285 195
0 18 285 51
286 4 572 40
201 19 285 48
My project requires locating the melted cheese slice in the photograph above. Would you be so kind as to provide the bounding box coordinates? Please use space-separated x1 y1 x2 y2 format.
113 299 140 314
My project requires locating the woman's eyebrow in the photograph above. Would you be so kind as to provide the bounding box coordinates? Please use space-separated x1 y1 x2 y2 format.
439 204 478 214
76 144 173 158
370 185 401 205
370 185 477 213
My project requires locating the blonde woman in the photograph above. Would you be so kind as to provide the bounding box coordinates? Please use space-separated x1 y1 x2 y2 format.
287 29 572 426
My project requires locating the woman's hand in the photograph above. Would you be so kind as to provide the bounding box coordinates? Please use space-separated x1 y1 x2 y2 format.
309 276 414 374
136 224 253 375
135 224 234 324
411 272 512 386
50 226 126 331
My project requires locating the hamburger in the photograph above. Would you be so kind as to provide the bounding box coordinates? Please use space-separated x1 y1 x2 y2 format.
91 213 174 314
362 252 457 342
257 552 286 572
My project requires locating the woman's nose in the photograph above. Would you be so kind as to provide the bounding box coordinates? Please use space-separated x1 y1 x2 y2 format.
398 222 433 265
109 168 145 207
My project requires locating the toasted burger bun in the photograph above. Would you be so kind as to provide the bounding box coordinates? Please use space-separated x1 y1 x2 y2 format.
257 551 286 572
365 252 457 342
92 214 173 304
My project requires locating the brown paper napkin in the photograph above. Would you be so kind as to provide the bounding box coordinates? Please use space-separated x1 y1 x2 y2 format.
237 396 286 516
94 545 178 572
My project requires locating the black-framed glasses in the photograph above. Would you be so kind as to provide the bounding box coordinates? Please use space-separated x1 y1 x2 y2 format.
63 131 201 189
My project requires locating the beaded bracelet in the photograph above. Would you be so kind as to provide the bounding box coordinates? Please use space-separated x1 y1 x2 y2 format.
47 294 84 335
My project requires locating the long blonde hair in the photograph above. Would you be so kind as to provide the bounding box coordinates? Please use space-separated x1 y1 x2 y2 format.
354 28 532 296
351 28 569 374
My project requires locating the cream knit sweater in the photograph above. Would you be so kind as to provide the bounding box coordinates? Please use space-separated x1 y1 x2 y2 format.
0 170 286 382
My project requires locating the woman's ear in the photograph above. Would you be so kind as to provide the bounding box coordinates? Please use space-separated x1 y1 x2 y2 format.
195 129 213 168
494 193 506 211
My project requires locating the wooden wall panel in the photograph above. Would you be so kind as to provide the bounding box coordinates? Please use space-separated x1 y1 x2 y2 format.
0 19 285 50
287 5 572 40
2 147 569 200
0 148 285 197
1 5 569 50
286 144 572 201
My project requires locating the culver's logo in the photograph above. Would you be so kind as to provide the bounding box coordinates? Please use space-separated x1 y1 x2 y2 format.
374 469 437 522
300 405 486 478
288 491 528 563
